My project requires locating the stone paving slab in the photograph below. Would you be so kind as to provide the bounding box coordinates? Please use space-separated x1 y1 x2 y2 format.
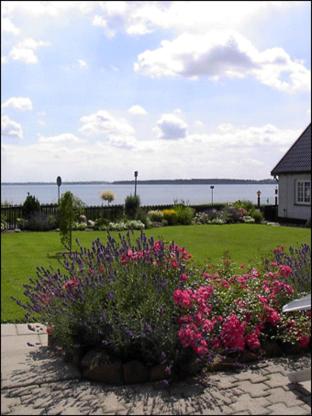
1 324 311 415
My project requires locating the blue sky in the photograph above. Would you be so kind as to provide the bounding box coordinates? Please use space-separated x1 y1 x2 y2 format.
1 1 311 182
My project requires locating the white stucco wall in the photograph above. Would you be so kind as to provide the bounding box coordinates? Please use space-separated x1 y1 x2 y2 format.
278 173 311 220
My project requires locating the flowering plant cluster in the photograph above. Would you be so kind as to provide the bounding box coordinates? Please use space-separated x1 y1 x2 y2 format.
14 232 192 369
174 250 310 357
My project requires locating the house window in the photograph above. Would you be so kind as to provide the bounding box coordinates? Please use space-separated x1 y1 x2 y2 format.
296 180 311 205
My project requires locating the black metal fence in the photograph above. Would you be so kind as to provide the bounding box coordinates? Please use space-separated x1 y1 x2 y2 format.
1 202 278 229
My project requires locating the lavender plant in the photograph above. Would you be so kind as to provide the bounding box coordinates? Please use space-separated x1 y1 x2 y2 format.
13 231 193 368
269 244 311 294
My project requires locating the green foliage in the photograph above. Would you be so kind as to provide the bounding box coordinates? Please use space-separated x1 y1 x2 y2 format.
125 194 140 219
173 203 195 225
58 192 85 252
24 213 57 231
250 208 264 224
233 200 254 212
22 193 41 219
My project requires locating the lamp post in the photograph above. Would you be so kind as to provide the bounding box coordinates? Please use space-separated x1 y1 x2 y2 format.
210 185 214 206
134 171 138 197
257 190 261 208
56 176 62 203
275 187 278 206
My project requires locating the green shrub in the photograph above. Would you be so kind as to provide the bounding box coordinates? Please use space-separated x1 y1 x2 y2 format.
125 195 140 219
233 200 254 212
162 209 177 225
22 193 41 219
250 208 263 224
24 213 57 231
147 210 164 222
174 204 195 225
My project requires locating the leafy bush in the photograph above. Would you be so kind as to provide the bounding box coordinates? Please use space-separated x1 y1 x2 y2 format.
125 195 140 220
233 200 254 212
174 252 310 357
147 210 164 222
22 194 41 219
250 208 264 224
222 206 244 223
23 213 57 231
174 204 195 225
162 209 178 225
15 232 193 370
94 217 109 230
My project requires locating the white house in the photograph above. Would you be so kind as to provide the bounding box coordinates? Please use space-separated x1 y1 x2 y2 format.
271 124 311 222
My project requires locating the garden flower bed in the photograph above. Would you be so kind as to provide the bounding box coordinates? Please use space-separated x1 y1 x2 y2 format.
14 232 311 385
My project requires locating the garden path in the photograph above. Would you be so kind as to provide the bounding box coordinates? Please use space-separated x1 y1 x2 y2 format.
1 324 311 415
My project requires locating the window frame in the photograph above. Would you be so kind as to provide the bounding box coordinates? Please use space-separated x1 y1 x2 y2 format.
295 179 311 205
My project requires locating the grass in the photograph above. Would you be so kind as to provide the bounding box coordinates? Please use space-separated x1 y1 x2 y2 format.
2 224 310 322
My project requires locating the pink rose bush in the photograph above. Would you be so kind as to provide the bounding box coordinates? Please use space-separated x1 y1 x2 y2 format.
174 248 311 357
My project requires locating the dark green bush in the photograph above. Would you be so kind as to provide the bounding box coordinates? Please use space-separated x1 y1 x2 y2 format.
22 193 41 219
125 195 140 219
24 213 57 231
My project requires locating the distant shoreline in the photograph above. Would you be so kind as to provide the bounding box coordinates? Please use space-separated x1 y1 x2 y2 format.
2 179 277 185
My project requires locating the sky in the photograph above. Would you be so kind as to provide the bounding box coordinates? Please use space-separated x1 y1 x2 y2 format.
1 0 311 182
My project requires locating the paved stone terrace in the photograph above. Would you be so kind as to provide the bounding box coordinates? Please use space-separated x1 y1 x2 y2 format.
1 324 311 415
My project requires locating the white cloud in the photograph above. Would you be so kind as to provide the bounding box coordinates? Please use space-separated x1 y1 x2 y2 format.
38 133 85 145
1 56 8 65
78 59 88 69
2 97 33 111
9 38 49 64
156 113 188 140
1 122 301 182
1 115 23 139
79 110 137 148
134 31 311 93
89 1 302 38
128 105 147 116
2 1 98 18
2 17 20 35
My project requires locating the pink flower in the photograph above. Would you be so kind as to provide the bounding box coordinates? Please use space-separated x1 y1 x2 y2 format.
180 273 189 282
245 331 261 350
63 277 80 290
173 289 193 308
257 295 268 304
265 306 280 325
278 265 292 278
298 335 310 348
220 315 246 351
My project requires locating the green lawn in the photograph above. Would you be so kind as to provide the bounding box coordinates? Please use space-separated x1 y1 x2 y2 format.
2 224 310 322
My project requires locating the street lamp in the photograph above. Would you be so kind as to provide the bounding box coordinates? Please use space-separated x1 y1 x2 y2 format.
210 185 215 206
56 176 62 203
257 190 261 208
134 171 138 197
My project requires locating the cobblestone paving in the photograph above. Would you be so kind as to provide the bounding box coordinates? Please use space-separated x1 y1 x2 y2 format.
1 324 311 415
